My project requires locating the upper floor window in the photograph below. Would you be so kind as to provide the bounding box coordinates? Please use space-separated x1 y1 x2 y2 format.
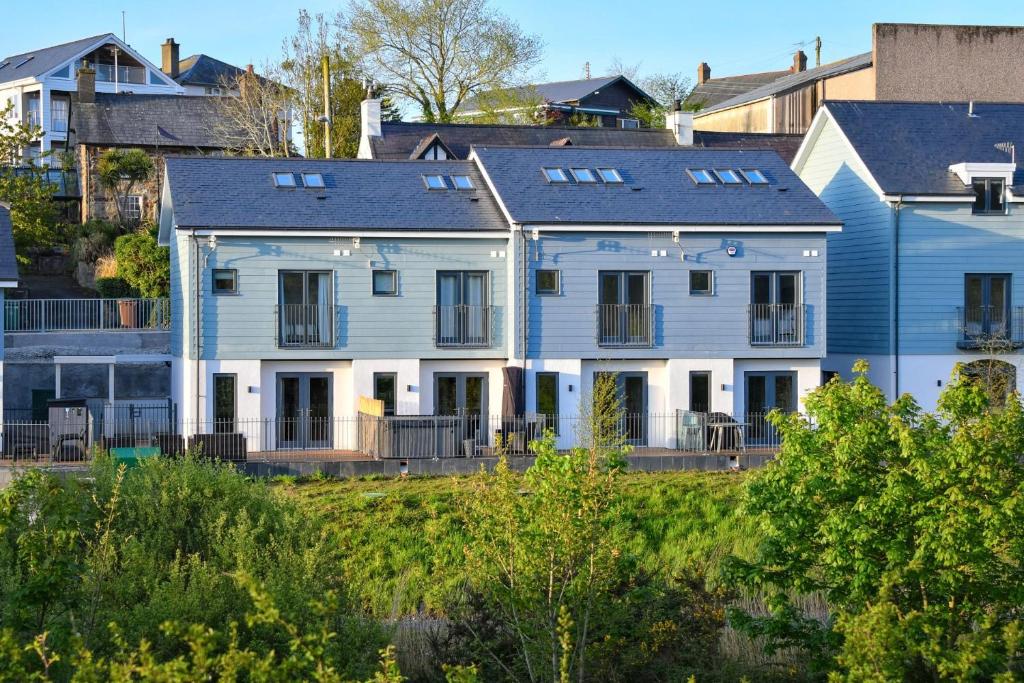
372 269 397 296
51 98 69 133
973 178 1005 214
119 195 143 225
961 273 1013 348
750 271 804 346
212 269 237 294
436 271 490 347
422 174 447 190
689 270 712 295
278 271 333 348
715 169 743 185
536 269 560 295
302 173 325 188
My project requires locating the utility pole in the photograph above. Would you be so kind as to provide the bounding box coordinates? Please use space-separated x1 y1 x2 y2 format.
584 61 590 80
815 36 822 67
321 54 332 159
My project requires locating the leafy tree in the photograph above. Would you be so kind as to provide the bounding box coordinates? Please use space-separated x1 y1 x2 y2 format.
96 148 153 227
629 72 699 128
345 0 543 122
113 227 169 298
455 85 545 125
727 361 1024 681
0 102 62 263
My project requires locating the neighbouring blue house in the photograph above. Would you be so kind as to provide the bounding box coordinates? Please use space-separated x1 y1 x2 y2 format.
159 145 840 456
793 100 1024 409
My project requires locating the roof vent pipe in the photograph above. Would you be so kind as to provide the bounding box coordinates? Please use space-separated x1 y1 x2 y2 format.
968 101 979 118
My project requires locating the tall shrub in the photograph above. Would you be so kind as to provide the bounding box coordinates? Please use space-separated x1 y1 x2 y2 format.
114 228 169 298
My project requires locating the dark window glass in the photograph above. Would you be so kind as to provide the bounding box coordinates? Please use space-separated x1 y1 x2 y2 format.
373 270 397 296
973 178 1005 214
374 373 396 416
689 372 710 413
213 374 236 433
536 269 559 295
689 270 712 295
536 372 559 434
213 269 237 294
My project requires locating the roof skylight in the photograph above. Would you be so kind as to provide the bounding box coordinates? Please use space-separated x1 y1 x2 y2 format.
272 172 296 187
0 61 9 71
451 174 475 190
14 56 34 69
741 169 768 185
422 174 447 190
543 167 570 183
570 168 597 183
715 169 743 184
687 169 717 185
302 172 325 188
596 168 623 183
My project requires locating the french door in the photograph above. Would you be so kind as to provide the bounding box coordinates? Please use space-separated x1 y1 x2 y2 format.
598 271 650 346
964 273 1010 340
745 371 796 444
595 371 647 445
434 373 488 444
436 271 488 346
276 373 332 449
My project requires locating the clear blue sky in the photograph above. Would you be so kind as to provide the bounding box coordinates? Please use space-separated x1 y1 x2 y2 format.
4 0 1024 86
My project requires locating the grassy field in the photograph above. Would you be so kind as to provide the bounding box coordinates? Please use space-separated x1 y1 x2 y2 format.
281 470 758 618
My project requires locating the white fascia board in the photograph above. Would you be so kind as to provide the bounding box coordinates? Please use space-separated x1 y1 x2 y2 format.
0 280 19 288
468 149 518 226
520 224 842 233
881 194 972 203
948 162 1016 186
791 106 886 200
189 228 511 239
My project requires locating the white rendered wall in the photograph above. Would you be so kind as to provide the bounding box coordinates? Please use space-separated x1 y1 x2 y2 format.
352 359 421 414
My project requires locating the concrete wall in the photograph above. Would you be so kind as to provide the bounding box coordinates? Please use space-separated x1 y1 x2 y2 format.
692 99 772 133
819 66 876 100
874 23 1024 102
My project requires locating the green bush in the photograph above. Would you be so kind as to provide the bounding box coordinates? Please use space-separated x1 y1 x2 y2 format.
71 220 119 264
94 276 136 298
114 228 169 298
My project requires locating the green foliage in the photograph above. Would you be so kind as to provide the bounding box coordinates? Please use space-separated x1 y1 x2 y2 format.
96 148 153 227
113 228 169 298
71 219 118 265
93 276 135 299
727 361 1024 680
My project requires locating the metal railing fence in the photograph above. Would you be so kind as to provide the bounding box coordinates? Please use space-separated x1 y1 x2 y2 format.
597 304 653 347
276 304 335 348
434 305 491 348
4 298 170 333
748 303 806 346
956 305 1024 349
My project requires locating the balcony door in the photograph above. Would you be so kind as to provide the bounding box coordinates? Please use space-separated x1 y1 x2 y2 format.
434 373 488 445
751 272 801 345
279 271 331 347
598 271 650 346
276 373 332 450
436 271 488 346
745 371 796 445
964 274 1010 340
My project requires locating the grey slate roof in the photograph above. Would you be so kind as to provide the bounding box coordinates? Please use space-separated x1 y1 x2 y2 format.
0 33 111 85
471 146 840 226
699 53 872 115
175 54 265 88
164 157 507 231
461 75 652 112
824 100 1024 195
686 69 790 110
0 204 20 283
73 93 245 148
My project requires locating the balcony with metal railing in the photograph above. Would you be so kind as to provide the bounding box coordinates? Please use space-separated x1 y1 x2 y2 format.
956 305 1024 350
597 303 653 347
4 298 169 333
748 303 806 346
276 304 335 348
434 305 492 348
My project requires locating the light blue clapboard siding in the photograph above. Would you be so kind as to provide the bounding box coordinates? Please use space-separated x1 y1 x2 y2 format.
897 203 1024 354
198 236 508 360
796 116 892 355
526 231 827 359
169 232 188 358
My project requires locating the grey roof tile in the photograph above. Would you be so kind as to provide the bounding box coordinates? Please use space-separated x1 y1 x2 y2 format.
0 33 112 85
461 75 651 112
73 93 245 148
165 157 508 231
0 204 20 282
471 146 840 226
686 69 790 110
175 54 247 87
824 100 1024 195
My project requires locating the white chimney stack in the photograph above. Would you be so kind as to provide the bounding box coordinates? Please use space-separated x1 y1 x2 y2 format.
665 99 693 146
357 97 382 159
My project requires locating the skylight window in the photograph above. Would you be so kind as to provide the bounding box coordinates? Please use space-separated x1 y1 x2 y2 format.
543 167 569 183
302 172 325 188
272 172 296 188
422 174 447 190
687 169 717 185
596 168 623 183
570 168 597 183
451 174 474 190
715 169 743 184
0 61 10 71
14 56 34 69
741 169 768 185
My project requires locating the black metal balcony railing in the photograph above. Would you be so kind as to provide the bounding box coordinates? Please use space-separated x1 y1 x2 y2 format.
276 304 334 348
956 306 1024 349
597 304 653 347
434 305 491 348
749 303 806 346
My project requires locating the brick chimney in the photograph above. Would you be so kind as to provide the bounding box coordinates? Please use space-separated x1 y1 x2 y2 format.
697 62 711 85
792 50 807 73
76 64 95 104
161 38 179 78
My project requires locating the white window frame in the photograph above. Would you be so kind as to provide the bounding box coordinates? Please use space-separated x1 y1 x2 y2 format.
618 117 640 129
118 195 143 223
569 168 597 184
596 167 623 184
542 167 570 183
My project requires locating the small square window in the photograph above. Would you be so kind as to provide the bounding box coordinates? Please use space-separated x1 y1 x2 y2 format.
372 270 397 296
543 167 569 183
597 167 623 183
687 169 716 185
536 269 560 295
302 172 324 188
213 269 237 294
618 118 640 129
423 174 447 190
451 174 474 190
715 169 742 184
570 168 597 183
973 178 1005 214
689 270 712 295
273 172 296 187
741 169 768 185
